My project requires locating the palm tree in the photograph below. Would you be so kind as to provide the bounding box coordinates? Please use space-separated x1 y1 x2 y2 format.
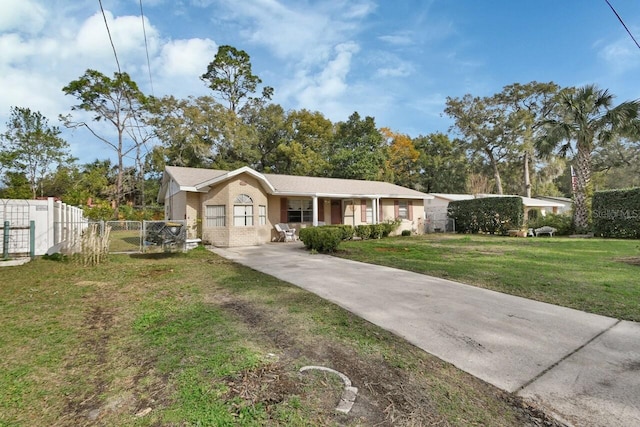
536 85 639 233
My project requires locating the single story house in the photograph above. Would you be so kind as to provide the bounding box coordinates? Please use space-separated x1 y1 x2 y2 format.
534 196 573 214
425 193 567 232
158 166 432 247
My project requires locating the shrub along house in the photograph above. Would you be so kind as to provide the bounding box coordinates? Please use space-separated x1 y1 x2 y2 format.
157 166 431 247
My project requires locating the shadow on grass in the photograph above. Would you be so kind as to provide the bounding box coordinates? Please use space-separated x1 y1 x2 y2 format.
129 253 184 260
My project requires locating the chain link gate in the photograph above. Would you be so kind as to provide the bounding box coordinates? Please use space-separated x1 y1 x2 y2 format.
103 220 187 253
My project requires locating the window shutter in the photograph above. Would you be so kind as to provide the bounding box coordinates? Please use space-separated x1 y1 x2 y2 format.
318 198 324 221
408 200 413 220
361 199 367 222
280 198 288 223
394 200 399 218
379 200 383 221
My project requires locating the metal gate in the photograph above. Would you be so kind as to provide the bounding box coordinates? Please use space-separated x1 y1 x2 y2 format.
1 200 32 259
104 220 187 253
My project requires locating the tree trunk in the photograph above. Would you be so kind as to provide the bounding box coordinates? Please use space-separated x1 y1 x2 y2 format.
573 145 592 233
115 131 123 217
486 150 503 194
523 151 531 198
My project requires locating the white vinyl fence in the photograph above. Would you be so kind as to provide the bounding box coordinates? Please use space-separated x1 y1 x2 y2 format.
1 198 86 257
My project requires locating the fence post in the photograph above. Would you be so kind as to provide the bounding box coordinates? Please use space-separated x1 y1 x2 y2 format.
30 220 35 259
3 221 9 260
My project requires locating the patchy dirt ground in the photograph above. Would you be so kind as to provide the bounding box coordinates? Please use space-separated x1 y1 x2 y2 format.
218 296 565 426
40 256 566 426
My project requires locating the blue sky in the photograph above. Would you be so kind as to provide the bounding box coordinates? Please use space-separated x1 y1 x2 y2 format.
2 0 640 166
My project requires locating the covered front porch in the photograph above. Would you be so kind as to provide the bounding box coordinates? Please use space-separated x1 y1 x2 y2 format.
280 196 395 228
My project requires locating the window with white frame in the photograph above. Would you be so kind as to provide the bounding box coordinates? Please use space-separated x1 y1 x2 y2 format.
398 200 408 219
366 200 373 223
233 194 254 226
287 199 313 222
205 205 225 227
258 205 267 225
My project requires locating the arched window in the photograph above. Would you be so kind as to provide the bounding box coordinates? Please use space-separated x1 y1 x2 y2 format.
233 194 254 226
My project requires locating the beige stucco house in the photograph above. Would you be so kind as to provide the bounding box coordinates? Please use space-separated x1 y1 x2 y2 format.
158 166 432 247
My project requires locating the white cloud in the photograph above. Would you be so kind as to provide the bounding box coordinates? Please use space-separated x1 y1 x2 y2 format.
158 38 218 77
378 33 414 46
292 42 360 111
75 11 161 67
597 37 640 74
0 0 47 33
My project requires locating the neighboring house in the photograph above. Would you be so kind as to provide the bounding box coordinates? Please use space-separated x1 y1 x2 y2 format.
534 196 573 214
158 166 432 247
424 194 474 232
425 193 567 232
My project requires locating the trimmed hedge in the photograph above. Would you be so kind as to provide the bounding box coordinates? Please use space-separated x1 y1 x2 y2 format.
448 197 524 234
298 225 353 252
593 188 640 238
354 220 401 240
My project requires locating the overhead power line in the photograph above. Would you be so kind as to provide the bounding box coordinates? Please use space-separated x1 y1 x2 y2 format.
605 0 640 50
139 0 155 96
98 0 122 73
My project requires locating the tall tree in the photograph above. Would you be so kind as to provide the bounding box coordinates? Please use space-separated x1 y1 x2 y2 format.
147 95 230 168
413 133 469 193
329 112 387 181
0 172 31 199
1 107 72 199
201 45 273 114
536 85 639 232
445 94 519 194
494 82 560 197
381 128 420 187
62 69 148 213
242 103 288 172
277 109 333 176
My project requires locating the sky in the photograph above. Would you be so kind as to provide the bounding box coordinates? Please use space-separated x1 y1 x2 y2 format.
2 0 640 166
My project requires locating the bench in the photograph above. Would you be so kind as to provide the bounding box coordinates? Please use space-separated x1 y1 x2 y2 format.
534 226 557 237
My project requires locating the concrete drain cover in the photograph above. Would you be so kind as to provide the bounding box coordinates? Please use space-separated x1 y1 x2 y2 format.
299 366 358 414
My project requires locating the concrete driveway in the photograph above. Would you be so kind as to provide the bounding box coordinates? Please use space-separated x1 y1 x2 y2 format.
210 242 640 427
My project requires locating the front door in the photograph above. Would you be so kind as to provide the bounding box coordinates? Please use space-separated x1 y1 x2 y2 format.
331 200 342 224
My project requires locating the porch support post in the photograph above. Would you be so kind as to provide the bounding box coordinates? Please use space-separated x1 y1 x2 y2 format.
312 196 318 226
374 198 379 224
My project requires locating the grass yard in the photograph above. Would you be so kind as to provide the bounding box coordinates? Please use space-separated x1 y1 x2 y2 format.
337 234 640 322
0 247 559 426
108 229 142 253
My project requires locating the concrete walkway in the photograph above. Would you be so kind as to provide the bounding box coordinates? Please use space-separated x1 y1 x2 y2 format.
210 242 640 427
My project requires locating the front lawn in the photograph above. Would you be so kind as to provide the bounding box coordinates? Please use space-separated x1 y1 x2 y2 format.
337 234 640 321
0 247 557 426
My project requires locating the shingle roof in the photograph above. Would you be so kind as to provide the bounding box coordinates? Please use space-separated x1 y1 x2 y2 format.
163 166 430 199
429 192 565 208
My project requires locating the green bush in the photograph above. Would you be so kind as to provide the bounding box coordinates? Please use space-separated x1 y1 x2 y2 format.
448 197 524 234
527 213 574 236
298 226 343 252
593 188 640 238
401 229 411 236
381 219 401 237
354 220 401 240
355 225 372 240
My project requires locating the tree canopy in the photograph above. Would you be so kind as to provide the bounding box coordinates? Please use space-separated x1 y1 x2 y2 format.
1 107 72 199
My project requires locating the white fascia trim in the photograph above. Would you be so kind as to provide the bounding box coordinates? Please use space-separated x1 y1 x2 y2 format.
194 166 276 193
180 186 210 193
275 192 432 200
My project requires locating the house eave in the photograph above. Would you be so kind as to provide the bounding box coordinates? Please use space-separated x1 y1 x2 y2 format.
273 191 432 200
